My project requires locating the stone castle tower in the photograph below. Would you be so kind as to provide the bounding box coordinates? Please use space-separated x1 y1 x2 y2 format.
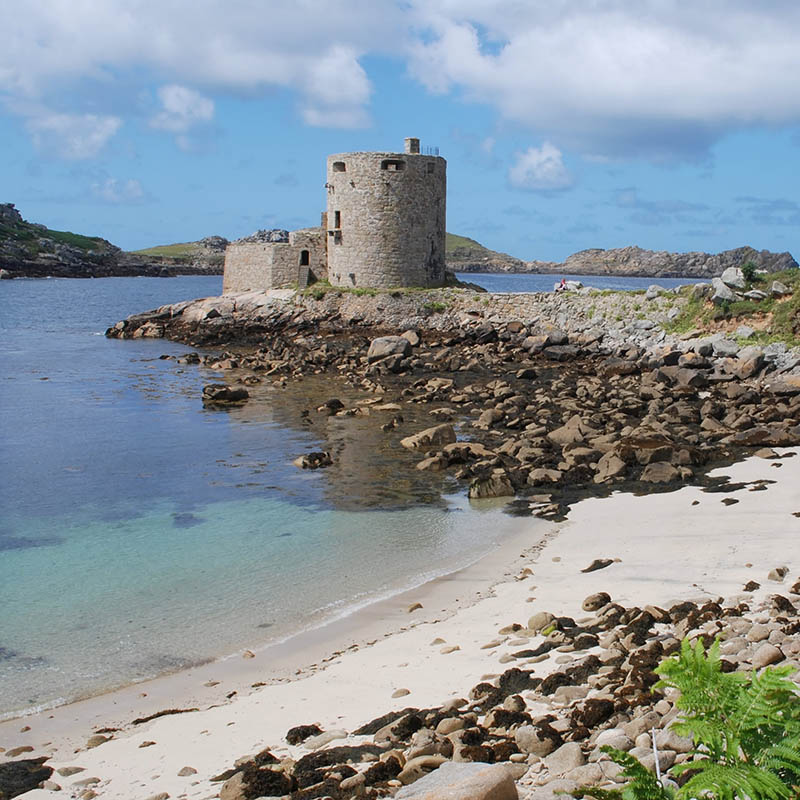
223 137 447 293
325 137 446 288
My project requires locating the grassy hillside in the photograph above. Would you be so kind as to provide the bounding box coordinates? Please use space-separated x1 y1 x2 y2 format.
0 219 108 254
446 232 526 272
131 242 202 258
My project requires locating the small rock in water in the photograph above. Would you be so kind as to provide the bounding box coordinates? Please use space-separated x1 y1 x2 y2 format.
392 688 411 698
201 384 249 405
292 451 333 469
242 650 255 659
178 766 197 776
407 602 423 613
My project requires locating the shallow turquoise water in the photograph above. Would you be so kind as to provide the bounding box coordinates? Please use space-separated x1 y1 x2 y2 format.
0 276 528 717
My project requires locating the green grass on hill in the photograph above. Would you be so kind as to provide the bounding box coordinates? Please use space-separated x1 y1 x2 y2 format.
131 242 201 258
0 220 107 253
445 232 493 254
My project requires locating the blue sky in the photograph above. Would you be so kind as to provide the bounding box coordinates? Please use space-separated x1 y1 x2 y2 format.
1 1 799 262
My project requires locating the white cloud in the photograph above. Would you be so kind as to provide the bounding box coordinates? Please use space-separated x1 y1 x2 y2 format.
0 0 391 146
3 2 800 160
25 111 121 159
299 45 372 128
508 143 573 191
90 177 146 204
406 1 800 159
150 85 214 133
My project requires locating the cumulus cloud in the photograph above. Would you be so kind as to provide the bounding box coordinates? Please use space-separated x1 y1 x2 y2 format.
0 0 390 146
25 110 121 159
508 143 573 191
407 1 800 159
3 1 800 160
150 85 214 133
90 177 147 204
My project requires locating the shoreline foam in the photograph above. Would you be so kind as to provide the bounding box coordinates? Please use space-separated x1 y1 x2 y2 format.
2 452 797 799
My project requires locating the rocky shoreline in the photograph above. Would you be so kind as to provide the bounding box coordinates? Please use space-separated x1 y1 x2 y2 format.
204 581 800 800
2 281 798 799
106 282 800 520
526 245 797 279
0 204 224 279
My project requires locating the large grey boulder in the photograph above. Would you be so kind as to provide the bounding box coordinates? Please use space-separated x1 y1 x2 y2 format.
545 742 586 775
720 266 746 289
712 338 739 358
711 278 737 305
771 280 790 297
395 761 518 800
368 336 412 363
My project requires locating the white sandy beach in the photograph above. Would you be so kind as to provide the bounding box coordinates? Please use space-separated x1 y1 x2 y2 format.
2 451 798 800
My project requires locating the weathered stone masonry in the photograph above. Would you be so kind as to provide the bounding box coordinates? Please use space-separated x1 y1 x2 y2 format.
223 137 447 292
222 228 326 293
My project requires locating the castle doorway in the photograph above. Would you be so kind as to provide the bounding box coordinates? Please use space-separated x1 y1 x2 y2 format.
299 250 310 266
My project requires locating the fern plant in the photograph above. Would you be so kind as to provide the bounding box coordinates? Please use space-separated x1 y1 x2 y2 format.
574 637 800 800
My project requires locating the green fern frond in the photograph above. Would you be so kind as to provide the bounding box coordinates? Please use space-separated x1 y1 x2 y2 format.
568 787 624 799
597 747 673 800
676 760 792 800
759 738 800 783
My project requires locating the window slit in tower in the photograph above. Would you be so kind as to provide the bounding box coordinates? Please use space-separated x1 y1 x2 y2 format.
334 211 341 228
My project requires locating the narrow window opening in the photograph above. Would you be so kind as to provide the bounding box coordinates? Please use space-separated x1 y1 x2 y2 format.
380 159 406 172
426 163 435 174
334 211 341 228
299 249 309 266
332 161 346 172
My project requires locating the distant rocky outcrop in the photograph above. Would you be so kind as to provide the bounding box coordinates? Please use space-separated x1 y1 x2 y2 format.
528 245 797 279
445 233 527 274
234 229 290 244
0 203 226 279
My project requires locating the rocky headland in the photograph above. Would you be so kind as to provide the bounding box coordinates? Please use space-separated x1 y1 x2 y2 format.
527 245 797 279
445 233 528 273
0 203 225 279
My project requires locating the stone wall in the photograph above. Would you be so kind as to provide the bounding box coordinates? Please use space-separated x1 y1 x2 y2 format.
325 146 446 289
223 228 326 292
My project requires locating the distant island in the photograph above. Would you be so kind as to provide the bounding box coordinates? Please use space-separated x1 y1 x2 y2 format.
0 203 224 279
1 202 796 280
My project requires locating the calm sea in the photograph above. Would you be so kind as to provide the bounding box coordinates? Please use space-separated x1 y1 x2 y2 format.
0 271 694 718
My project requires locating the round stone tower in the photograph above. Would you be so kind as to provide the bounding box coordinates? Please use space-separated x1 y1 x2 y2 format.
325 137 446 288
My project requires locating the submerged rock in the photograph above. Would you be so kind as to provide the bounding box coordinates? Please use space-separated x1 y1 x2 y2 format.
202 384 250 405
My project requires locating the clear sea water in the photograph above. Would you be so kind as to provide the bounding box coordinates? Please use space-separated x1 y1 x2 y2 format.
0 271 694 719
